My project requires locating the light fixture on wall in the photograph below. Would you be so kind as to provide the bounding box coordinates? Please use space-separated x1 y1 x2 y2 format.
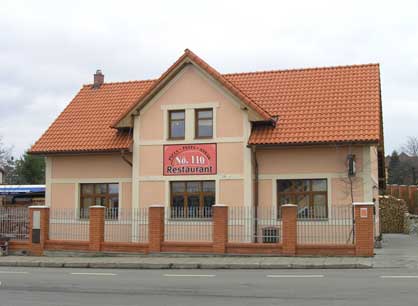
347 154 356 177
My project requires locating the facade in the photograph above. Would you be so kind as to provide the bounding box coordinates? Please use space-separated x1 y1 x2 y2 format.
30 50 384 244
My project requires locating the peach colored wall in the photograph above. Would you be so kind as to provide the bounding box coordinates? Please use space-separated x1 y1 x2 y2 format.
139 65 244 141
259 179 273 207
217 143 244 174
257 146 363 175
51 154 132 179
331 177 364 205
139 146 163 176
122 182 132 210
219 180 244 206
139 181 165 207
50 183 75 208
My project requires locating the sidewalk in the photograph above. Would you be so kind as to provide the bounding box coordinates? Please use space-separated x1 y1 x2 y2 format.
1 234 416 269
0 254 372 269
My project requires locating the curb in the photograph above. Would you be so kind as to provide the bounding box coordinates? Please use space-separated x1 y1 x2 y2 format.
0 261 373 269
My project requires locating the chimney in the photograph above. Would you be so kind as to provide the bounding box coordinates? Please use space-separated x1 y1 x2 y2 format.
93 69 104 88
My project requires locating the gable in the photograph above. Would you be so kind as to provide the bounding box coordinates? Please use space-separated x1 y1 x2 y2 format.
139 65 246 141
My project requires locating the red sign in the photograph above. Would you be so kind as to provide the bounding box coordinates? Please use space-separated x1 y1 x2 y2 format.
163 144 217 176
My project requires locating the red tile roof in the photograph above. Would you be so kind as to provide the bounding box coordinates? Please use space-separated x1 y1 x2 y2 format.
30 51 382 154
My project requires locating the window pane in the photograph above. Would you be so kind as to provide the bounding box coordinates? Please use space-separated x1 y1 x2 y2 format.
170 120 185 138
95 184 107 194
109 183 118 194
171 195 185 218
81 197 93 209
312 179 327 192
171 182 185 193
81 184 94 195
197 110 212 119
294 180 309 192
277 180 292 193
188 195 200 218
187 181 200 193
95 197 107 206
278 194 292 205
296 195 310 218
170 111 185 120
202 181 215 192
109 197 119 209
203 195 215 207
313 194 327 218
197 119 213 137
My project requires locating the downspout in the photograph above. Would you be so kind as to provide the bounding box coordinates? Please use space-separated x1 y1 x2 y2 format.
120 116 135 167
252 145 259 243
120 149 132 167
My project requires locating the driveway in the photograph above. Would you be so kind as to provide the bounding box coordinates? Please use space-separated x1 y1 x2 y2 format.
374 234 418 268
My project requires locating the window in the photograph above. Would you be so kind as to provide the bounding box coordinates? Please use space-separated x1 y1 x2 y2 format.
195 109 213 138
80 183 119 219
169 110 185 139
170 181 215 219
277 179 327 219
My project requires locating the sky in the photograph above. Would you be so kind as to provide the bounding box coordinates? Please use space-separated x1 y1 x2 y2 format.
0 0 417 157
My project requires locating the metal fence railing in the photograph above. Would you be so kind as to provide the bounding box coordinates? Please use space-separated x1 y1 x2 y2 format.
0 207 29 240
297 205 354 244
49 208 89 241
228 206 281 243
165 207 213 242
104 208 148 243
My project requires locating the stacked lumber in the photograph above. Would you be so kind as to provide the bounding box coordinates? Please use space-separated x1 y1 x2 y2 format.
379 195 408 233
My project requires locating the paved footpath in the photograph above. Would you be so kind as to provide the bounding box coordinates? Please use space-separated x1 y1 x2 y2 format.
0 234 416 269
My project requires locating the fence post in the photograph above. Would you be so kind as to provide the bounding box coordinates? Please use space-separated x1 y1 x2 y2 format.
281 204 297 256
28 206 49 256
408 186 417 214
89 206 105 252
353 202 375 256
148 205 165 253
213 204 228 254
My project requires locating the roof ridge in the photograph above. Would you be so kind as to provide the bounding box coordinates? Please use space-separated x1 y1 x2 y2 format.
82 79 155 87
223 63 380 77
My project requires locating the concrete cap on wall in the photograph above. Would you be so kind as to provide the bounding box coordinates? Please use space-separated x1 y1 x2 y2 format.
149 204 165 208
28 205 49 209
213 204 228 207
281 204 297 207
352 202 375 206
90 205 105 208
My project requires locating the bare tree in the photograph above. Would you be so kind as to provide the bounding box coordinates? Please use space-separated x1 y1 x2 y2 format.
402 136 418 157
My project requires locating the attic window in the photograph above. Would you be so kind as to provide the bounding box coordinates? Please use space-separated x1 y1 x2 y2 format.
169 110 185 139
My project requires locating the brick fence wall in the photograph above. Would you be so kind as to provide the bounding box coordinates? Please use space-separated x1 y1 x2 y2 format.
17 203 375 257
386 184 418 214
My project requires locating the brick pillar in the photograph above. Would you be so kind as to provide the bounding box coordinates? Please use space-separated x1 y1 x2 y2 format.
148 205 165 253
354 202 374 256
213 204 228 254
28 206 49 256
386 184 392 195
281 204 297 256
89 206 105 252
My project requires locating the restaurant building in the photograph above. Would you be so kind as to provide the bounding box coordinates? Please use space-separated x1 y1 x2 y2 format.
29 49 384 245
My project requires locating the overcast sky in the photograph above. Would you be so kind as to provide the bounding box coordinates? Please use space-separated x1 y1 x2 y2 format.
0 0 417 157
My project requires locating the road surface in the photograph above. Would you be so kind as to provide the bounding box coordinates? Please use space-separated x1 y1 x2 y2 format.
0 267 417 306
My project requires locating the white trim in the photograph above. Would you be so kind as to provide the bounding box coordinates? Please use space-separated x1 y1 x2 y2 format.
160 102 220 110
259 173 346 180
45 157 52 207
28 205 49 209
51 178 132 184
352 202 375 206
243 111 252 208
138 174 243 181
132 115 140 242
138 137 244 146
362 145 373 202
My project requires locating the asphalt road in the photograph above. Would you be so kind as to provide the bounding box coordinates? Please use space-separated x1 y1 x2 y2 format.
1 267 418 306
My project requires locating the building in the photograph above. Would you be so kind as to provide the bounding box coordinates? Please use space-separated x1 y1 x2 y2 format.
29 50 384 241
0 185 45 207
